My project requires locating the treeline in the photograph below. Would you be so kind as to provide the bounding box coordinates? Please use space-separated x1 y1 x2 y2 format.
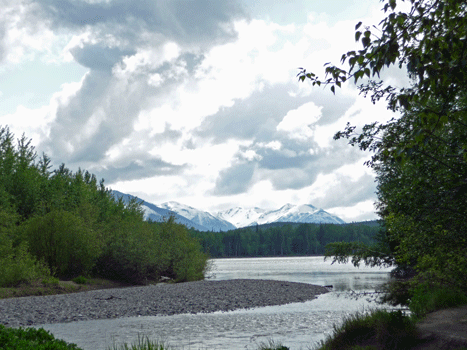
0 126 208 287
191 222 380 258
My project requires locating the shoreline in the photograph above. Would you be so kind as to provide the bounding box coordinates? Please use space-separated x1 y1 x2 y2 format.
0 279 329 328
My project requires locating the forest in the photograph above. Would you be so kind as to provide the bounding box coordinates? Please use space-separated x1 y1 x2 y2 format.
0 126 208 287
191 222 380 258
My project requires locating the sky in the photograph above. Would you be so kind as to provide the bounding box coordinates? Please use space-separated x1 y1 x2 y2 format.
0 0 409 222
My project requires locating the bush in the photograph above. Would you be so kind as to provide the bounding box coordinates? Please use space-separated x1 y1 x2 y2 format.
23 210 102 278
409 283 467 318
317 310 418 350
159 218 209 282
0 233 51 287
95 217 208 284
0 324 82 349
94 219 163 284
72 276 88 285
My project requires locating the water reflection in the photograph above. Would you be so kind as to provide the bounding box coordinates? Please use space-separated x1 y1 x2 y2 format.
35 256 393 350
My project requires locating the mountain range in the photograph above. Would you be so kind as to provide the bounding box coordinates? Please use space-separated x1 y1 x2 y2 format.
112 190 346 232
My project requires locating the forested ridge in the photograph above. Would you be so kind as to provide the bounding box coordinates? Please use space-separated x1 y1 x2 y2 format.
191 222 380 258
0 126 208 287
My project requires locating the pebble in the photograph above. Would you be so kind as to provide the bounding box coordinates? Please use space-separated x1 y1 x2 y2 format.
0 279 328 327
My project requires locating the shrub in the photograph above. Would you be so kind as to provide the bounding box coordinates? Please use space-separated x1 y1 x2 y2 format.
0 233 51 287
95 217 208 284
409 283 467 318
317 310 417 350
23 210 102 278
158 218 209 282
95 219 164 284
0 324 82 349
72 276 88 284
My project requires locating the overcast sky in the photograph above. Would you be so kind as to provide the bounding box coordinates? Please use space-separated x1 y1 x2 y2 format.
0 0 409 222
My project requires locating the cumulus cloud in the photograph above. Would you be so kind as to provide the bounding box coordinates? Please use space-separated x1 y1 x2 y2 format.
276 101 322 140
0 0 402 221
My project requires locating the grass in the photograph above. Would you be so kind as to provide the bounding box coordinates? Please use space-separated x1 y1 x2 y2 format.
0 326 290 350
409 285 467 319
106 337 290 350
256 339 289 350
107 336 171 350
315 309 418 350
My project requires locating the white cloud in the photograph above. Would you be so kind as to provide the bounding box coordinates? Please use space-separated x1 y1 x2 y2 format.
327 199 377 222
277 101 322 140
0 0 402 221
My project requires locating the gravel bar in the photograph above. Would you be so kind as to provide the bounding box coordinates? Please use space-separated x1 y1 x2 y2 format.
0 279 329 327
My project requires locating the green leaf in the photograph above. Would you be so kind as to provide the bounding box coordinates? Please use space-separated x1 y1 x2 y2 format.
355 31 362 42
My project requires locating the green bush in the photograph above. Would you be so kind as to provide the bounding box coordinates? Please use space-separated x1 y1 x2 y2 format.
317 310 417 350
95 219 162 284
159 218 209 282
23 210 102 278
0 324 82 349
72 276 88 284
0 232 51 287
95 217 208 284
409 283 467 318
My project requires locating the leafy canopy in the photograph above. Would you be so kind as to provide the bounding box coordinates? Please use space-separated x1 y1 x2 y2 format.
299 0 467 297
298 0 467 116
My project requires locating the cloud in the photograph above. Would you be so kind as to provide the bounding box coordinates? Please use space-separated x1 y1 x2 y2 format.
276 101 322 140
37 0 244 46
0 1 57 65
214 162 256 195
70 44 135 71
0 0 402 222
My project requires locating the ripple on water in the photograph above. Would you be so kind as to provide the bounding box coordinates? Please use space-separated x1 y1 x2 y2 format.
35 292 391 350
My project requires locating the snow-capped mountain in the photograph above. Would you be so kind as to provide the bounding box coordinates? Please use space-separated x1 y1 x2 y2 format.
257 204 345 225
217 204 344 227
111 191 209 231
215 207 267 228
111 190 346 231
159 201 236 232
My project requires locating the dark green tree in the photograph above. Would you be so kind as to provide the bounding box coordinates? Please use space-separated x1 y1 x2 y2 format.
299 0 467 295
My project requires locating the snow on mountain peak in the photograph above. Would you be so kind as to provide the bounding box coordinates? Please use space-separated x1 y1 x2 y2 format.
111 190 345 231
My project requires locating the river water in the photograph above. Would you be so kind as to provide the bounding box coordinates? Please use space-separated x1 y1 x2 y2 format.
35 256 394 350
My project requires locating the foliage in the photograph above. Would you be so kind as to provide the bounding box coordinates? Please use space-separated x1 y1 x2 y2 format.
159 217 209 282
192 222 379 258
72 276 88 284
299 0 467 303
317 310 417 350
0 324 81 350
256 340 289 350
298 0 467 117
409 283 467 318
94 217 208 284
107 336 171 350
0 236 51 287
23 210 103 278
0 125 208 285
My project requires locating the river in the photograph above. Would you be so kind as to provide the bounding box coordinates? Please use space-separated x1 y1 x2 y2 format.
35 256 394 350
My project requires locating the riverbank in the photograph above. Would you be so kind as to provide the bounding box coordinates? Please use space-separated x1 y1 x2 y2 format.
0 278 129 299
0 279 329 327
315 306 467 350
